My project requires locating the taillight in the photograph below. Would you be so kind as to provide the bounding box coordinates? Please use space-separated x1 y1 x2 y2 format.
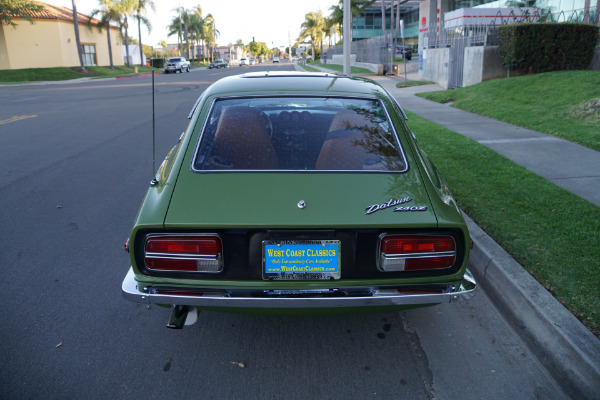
378 235 456 271
144 235 223 272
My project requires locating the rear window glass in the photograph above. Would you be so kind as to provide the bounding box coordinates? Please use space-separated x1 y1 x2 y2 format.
192 97 407 172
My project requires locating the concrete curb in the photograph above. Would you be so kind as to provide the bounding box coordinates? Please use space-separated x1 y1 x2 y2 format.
465 214 600 399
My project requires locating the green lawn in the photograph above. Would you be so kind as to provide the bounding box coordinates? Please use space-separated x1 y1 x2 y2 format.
405 111 600 337
416 71 600 152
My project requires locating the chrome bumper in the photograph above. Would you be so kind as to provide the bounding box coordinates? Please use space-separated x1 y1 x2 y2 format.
121 268 476 309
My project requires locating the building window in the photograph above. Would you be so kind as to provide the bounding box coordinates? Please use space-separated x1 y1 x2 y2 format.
82 44 97 66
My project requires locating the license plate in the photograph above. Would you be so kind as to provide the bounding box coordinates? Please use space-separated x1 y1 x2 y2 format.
263 240 341 280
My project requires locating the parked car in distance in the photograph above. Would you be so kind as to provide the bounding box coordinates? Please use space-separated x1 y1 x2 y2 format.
272 56 279 63
164 57 190 73
209 59 228 69
396 46 412 60
249 59 256 65
122 71 476 329
239 58 248 66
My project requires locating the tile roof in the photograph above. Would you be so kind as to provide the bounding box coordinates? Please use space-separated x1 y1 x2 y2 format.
18 1 103 26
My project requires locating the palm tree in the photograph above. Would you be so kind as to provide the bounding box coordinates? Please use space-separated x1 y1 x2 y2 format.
325 16 341 47
201 14 216 61
0 0 43 27
158 39 167 54
90 0 123 69
181 9 192 59
203 18 219 62
329 0 372 41
71 0 85 71
134 0 154 66
298 11 327 60
116 0 136 67
168 7 192 58
189 6 216 63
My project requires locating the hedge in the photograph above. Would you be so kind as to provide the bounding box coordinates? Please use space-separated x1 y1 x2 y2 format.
498 23 599 73
150 58 165 68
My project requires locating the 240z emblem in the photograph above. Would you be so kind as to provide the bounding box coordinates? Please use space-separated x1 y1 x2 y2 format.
394 206 428 212
365 198 427 215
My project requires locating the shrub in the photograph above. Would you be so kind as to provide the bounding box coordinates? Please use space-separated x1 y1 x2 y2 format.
150 58 164 68
498 23 599 73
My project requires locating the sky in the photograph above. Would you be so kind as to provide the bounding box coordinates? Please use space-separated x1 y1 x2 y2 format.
43 0 339 49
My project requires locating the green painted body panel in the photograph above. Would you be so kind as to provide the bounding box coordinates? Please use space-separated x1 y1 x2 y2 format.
165 172 437 228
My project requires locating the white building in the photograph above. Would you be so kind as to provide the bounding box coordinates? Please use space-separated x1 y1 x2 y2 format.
122 45 146 65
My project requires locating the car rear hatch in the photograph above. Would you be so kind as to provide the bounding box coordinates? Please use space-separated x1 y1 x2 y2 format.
164 171 437 228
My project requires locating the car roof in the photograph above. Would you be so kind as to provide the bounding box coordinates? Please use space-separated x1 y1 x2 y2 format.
200 72 388 99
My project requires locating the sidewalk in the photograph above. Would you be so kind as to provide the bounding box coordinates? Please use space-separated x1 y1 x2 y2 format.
371 74 600 207
302 63 600 399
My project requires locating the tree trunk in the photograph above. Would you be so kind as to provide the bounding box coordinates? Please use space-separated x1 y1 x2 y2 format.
137 9 144 65
320 38 323 60
583 0 590 23
184 25 190 59
71 0 85 71
106 14 115 69
124 20 131 67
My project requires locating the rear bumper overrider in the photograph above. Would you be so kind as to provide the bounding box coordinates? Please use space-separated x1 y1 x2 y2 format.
122 268 476 308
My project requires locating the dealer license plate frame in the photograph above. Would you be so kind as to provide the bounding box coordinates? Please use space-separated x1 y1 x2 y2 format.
262 240 341 281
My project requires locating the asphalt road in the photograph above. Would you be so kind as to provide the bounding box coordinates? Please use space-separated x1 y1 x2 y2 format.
0 64 568 400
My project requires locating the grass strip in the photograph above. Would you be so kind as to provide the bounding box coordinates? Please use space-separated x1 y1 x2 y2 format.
396 81 434 88
306 60 373 75
298 65 322 73
0 64 204 84
405 110 600 337
0 67 83 82
416 70 600 152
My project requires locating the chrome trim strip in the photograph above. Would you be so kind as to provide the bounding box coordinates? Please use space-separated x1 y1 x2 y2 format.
146 253 218 260
122 268 476 308
381 251 456 260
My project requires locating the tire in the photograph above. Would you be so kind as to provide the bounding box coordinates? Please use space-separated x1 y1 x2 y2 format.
186 66 190 72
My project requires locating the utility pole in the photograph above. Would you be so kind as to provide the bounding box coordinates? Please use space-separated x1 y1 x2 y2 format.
288 31 292 61
343 0 351 75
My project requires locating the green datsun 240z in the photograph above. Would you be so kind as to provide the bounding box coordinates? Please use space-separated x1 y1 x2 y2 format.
122 72 476 328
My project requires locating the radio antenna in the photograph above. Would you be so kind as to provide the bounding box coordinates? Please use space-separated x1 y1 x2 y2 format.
150 68 158 186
